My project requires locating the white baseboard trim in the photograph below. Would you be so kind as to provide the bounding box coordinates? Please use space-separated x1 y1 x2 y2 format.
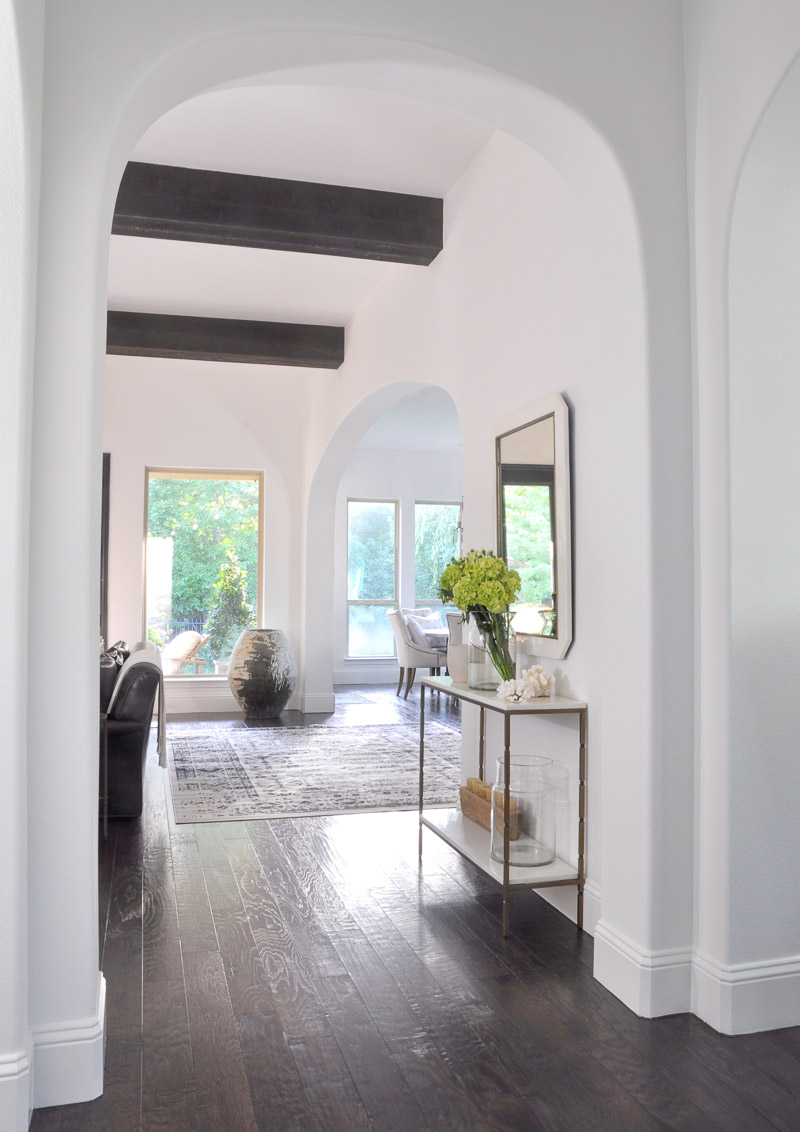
31 974 105 1109
164 676 239 715
0 1032 33 1132
593 920 692 1017
333 661 398 685
301 691 336 714
588 921 800 1032
692 950 800 1035
164 677 301 716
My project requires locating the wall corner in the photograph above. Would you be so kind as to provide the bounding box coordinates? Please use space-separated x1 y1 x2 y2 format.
593 920 692 1018
31 974 105 1110
0 1031 33 1132
692 951 800 1035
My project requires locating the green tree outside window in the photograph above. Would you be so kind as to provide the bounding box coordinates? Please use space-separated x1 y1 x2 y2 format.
146 473 260 669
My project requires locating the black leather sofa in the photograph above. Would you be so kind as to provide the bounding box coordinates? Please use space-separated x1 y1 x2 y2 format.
100 642 163 818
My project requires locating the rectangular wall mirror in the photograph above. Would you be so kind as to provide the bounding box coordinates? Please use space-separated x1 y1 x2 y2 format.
496 392 572 659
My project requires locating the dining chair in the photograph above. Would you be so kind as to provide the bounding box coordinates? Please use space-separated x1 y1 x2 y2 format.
387 610 448 699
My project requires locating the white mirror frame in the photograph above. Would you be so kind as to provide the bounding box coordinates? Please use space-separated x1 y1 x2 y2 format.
495 392 573 660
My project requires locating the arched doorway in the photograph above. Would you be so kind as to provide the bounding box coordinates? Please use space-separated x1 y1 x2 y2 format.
304 383 462 706
27 27 663 1110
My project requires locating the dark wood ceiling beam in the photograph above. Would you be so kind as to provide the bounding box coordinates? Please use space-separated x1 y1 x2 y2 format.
113 161 443 265
107 310 344 369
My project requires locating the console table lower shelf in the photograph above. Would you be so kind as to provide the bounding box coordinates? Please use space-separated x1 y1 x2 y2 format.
420 808 579 890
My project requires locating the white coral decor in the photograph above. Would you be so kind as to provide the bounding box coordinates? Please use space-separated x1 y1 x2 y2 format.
496 665 555 702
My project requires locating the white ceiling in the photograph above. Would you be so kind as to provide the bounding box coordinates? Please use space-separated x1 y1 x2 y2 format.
107 84 486 450
107 237 393 326
130 85 492 194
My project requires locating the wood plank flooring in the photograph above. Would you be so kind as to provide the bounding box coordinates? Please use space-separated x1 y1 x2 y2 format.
32 685 800 1131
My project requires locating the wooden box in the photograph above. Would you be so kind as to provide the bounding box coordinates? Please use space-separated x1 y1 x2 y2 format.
459 780 521 839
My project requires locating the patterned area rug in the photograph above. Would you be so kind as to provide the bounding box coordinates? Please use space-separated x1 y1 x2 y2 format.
167 720 461 823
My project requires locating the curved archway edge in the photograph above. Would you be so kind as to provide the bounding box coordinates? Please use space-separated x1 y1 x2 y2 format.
685 6 800 1034
705 47 800 1031
25 20 680 1116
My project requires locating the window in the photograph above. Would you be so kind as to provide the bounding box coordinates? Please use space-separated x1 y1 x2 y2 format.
145 470 262 674
414 501 462 617
347 499 397 657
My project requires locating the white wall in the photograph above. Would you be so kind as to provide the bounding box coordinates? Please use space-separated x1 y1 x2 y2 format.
319 126 657 959
332 447 462 684
0 2 42 1124
103 354 310 714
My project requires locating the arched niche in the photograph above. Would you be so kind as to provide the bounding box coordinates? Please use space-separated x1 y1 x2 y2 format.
302 382 462 709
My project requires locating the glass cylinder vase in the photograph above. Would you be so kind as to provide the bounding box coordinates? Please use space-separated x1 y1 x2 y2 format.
491 754 558 867
467 614 515 690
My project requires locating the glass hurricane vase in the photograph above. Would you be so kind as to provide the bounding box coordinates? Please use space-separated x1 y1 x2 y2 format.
491 754 558 867
467 612 516 690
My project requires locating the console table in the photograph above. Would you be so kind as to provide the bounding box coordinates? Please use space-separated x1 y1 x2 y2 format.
419 675 587 937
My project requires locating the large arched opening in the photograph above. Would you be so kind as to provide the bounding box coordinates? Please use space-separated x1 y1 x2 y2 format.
27 25 672 1110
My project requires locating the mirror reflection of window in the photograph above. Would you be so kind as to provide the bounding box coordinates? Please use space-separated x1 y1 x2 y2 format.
498 414 557 638
414 500 462 619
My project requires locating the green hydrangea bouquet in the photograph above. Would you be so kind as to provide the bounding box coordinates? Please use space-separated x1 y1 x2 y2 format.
438 549 520 681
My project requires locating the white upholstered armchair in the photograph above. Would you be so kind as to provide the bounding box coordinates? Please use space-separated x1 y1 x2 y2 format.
387 609 448 699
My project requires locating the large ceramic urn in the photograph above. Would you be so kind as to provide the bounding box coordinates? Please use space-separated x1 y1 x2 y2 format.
228 629 298 718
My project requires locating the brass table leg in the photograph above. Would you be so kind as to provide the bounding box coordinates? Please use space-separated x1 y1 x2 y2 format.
577 707 587 930
418 684 425 861
502 713 511 937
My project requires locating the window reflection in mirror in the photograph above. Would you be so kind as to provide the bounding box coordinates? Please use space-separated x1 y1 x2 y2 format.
497 414 557 638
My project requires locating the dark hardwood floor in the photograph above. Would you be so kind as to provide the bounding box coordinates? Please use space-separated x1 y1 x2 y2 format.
33 685 800 1131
